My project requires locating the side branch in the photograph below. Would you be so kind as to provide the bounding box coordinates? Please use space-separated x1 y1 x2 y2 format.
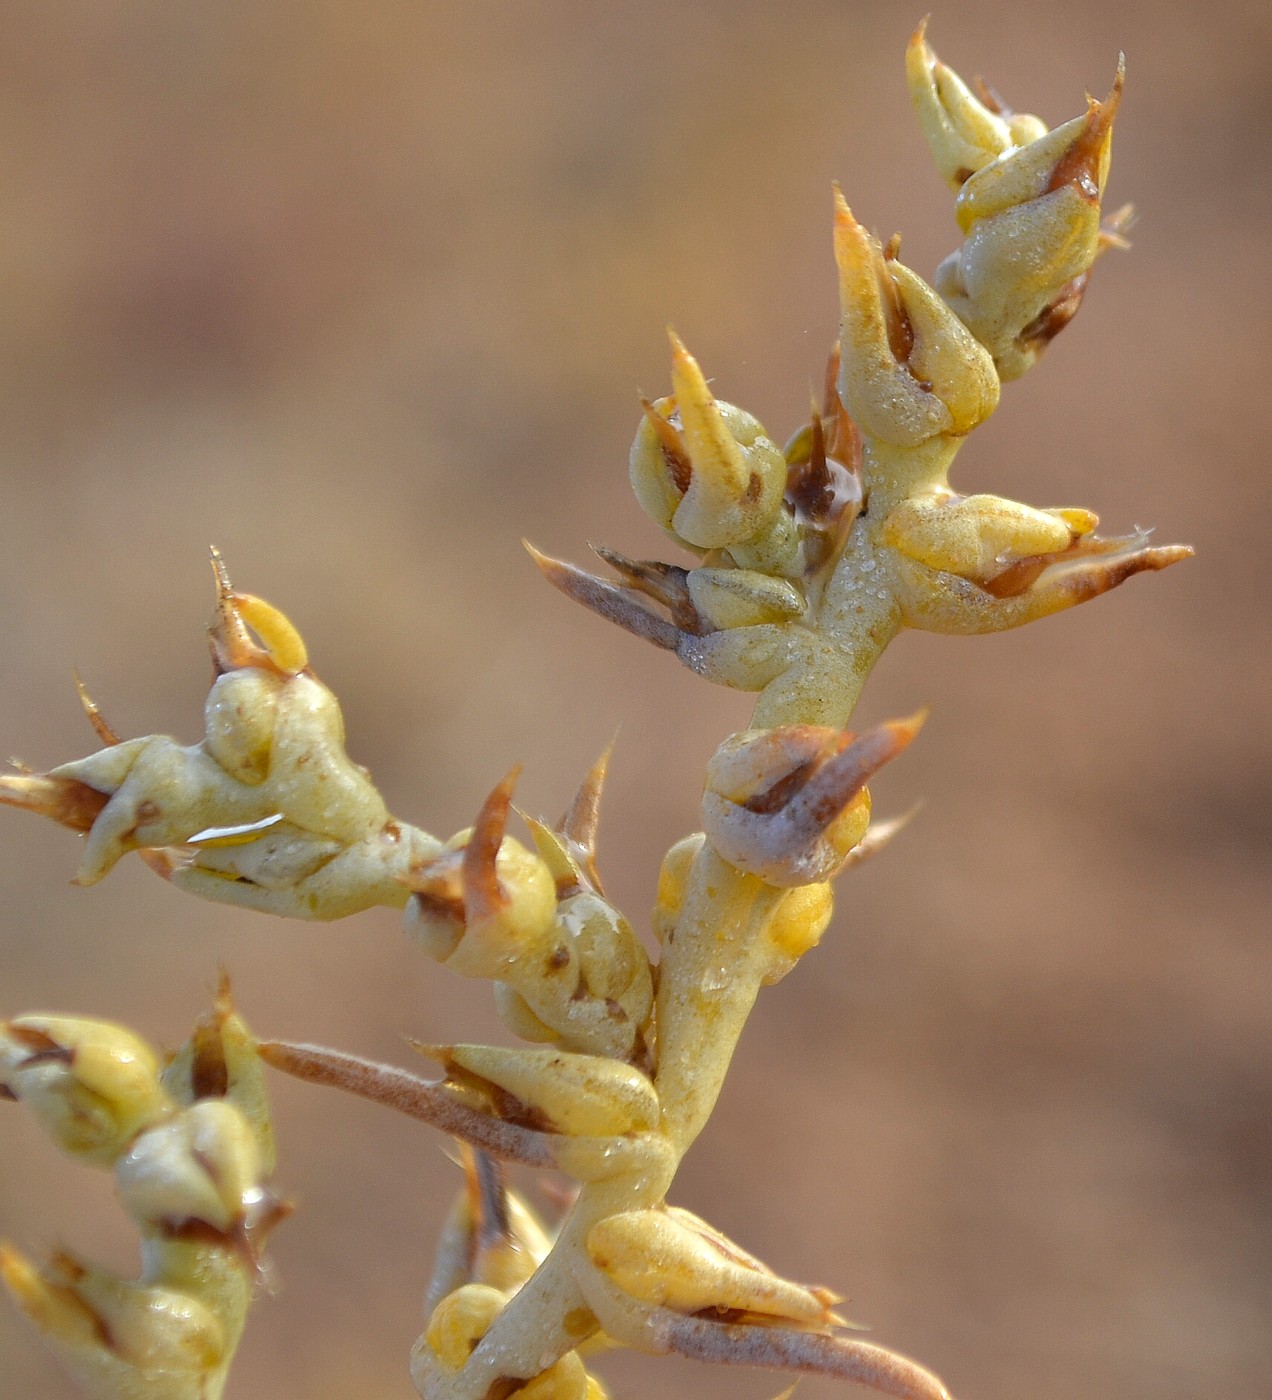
258 1040 559 1169
652 1312 953 1400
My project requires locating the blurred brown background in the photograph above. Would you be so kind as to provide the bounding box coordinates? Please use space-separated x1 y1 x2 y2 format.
0 2 1268 1398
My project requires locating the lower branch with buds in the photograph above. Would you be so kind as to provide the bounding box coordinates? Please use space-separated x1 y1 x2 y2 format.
0 980 288 1400
1 21 1189 1400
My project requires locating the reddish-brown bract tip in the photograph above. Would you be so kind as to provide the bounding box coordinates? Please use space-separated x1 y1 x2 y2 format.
73 672 122 748
463 767 520 926
557 740 614 893
784 713 925 837
1047 55 1124 201
638 394 692 494
0 770 108 834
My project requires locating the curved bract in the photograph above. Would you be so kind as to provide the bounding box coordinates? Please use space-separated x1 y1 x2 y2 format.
1 23 1189 1400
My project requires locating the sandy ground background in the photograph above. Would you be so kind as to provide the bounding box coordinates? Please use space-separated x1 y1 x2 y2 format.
0 3 1268 1398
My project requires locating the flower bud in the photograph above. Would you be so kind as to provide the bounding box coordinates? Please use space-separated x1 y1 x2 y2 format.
653 834 705 946
516 1352 589 1400
629 333 787 552
1 554 442 918
906 20 1016 189
415 1043 660 1139
425 1283 506 1369
586 1206 841 1327
160 975 275 1175
116 1099 262 1236
1 1016 169 1165
0 1244 227 1399
936 61 1124 379
834 189 999 446
492 984 562 1045
701 717 922 887
686 568 805 631
425 1149 553 1313
493 887 654 1062
763 882 835 985
559 892 653 1033
406 771 558 978
880 491 1096 586
201 669 281 786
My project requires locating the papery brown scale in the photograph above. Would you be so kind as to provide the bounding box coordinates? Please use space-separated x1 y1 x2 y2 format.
881 262 916 366
973 74 1009 116
639 396 692 495
589 547 706 635
1017 273 1089 355
6 1025 69 1058
743 760 822 816
190 1027 230 1102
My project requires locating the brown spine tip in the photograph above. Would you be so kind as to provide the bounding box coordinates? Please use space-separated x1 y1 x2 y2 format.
1061 542 1193 603
805 399 831 487
190 1024 230 1101
881 266 915 367
73 671 122 747
208 545 266 673
821 341 843 419
787 395 861 537
557 738 614 890
787 712 925 836
1047 55 1125 200
827 394 862 473
464 768 520 925
987 534 1192 601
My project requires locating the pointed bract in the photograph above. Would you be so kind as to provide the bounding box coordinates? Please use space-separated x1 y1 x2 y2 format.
906 19 1016 189
834 188 999 446
701 716 923 887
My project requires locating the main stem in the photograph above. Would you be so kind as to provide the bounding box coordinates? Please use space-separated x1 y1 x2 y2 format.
423 430 944 1399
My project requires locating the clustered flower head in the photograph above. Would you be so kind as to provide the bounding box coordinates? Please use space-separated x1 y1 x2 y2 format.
0 980 288 1400
1 23 1189 1400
